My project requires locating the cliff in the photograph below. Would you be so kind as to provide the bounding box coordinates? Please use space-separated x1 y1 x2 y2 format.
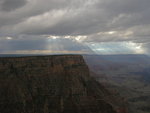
0 55 123 113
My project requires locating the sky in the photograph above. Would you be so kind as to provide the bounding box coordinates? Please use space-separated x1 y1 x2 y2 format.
0 0 150 55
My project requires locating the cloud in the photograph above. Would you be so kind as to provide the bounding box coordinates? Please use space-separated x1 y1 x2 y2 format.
0 0 27 12
86 42 145 55
142 43 150 55
0 0 150 54
0 36 93 54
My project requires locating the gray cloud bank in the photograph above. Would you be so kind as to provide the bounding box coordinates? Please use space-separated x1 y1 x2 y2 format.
0 0 27 12
0 0 150 54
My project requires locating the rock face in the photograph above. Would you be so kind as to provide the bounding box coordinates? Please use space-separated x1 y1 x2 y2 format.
0 55 118 113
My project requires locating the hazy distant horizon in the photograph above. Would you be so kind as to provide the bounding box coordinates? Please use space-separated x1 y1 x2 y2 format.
0 53 149 57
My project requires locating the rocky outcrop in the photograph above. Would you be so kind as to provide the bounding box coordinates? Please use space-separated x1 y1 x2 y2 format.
0 55 122 113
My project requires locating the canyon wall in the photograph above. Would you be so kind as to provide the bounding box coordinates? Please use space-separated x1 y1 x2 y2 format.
0 55 124 113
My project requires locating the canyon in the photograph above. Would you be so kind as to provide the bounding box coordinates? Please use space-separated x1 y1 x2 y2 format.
84 55 150 113
0 55 127 113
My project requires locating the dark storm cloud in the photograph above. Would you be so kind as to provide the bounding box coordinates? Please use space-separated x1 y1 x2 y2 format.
0 0 72 28
99 0 150 30
0 0 27 12
0 0 150 54
0 0 149 37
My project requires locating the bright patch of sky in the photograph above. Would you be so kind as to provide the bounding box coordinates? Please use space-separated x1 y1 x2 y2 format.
86 41 145 55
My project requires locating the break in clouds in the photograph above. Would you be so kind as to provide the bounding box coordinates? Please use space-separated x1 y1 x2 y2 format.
0 0 150 54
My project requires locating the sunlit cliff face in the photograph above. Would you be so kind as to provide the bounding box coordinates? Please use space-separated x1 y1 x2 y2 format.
0 0 150 55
